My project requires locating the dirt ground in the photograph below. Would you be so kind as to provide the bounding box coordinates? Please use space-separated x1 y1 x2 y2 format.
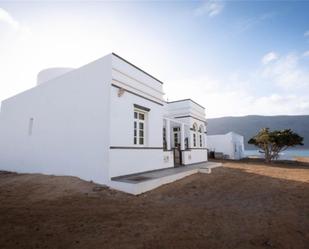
0 161 308 249
294 157 309 163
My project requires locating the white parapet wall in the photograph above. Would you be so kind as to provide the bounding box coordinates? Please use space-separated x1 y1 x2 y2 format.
109 149 167 178
163 151 174 168
182 149 208 165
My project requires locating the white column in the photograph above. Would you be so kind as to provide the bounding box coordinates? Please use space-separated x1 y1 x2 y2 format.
188 130 192 148
204 132 207 148
166 119 171 150
180 123 185 150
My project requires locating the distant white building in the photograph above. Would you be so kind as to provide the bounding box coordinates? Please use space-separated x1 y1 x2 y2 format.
0 53 209 193
207 132 245 160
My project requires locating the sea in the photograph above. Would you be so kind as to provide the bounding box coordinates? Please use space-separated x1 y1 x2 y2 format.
244 149 309 160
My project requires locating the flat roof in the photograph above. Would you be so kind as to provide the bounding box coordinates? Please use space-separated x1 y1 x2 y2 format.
167 99 205 109
112 53 163 85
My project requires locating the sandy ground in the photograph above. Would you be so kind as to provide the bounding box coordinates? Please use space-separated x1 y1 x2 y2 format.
294 157 309 163
0 161 308 249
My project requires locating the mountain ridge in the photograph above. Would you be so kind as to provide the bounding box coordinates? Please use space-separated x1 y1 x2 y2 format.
207 115 309 149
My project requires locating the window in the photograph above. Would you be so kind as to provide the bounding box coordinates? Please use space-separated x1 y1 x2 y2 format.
193 134 196 147
28 118 34 136
185 137 189 149
134 109 146 145
199 125 204 147
192 123 198 147
174 133 179 147
163 128 167 150
173 127 180 148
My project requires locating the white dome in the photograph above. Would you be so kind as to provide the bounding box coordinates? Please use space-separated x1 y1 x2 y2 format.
37 67 74 85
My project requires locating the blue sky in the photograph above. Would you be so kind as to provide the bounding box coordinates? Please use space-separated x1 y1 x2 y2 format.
0 0 309 117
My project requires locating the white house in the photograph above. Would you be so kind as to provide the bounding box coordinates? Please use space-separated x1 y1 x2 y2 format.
207 132 245 160
0 53 214 194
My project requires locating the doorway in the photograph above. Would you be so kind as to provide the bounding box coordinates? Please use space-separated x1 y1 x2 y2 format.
173 127 182 166
173 145 182 167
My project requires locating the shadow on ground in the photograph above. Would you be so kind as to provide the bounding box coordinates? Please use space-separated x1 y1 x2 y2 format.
211 157 309 169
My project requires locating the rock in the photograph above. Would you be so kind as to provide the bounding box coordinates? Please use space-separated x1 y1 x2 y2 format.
92 186 104 192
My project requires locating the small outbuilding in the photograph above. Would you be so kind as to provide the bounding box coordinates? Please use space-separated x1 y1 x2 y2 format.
207 132 245 160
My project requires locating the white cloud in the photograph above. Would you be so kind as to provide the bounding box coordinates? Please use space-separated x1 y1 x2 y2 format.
261 53 309 89
165 72 309 118
303 50 309 57
194 0 224 17
0 6 171 104
304 30 309 37
0 5 308 119
0 7 31 40
0 8 20 29
165 49 309 118
234 12 276 34
262 52 279 64
249 94 309 115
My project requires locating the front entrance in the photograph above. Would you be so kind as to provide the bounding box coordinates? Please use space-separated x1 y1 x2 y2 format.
173 145 182 167
172 127 182 167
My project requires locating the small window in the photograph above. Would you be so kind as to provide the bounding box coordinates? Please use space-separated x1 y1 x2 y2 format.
28 118 34 136
198 125 204 147
174 133 179 146
192 123 198 147
193 133 196 147
163 128 167 150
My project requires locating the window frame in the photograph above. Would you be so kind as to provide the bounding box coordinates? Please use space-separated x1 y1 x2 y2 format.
192 123 198 147
193 133 197 147
198 125 204 147
173 126 180 148
133 108 147 146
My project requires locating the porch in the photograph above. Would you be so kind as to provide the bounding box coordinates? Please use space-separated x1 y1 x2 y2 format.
109 161 222 195
163 117 208 166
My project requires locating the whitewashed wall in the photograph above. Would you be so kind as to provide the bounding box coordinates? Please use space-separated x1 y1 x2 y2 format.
230 133 245 159
207 132 244 160
108 86 167 177
163 151 174 168
167 100 205 121
166 100 207 150
182 150 208 164
108 55 167 177
0 55 113 184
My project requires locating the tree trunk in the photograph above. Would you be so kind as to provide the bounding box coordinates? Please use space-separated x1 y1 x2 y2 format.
264 145 272 163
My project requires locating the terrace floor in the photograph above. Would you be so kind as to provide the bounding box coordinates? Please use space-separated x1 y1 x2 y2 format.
112 162 222 192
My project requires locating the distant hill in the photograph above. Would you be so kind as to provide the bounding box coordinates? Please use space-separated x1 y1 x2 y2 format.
207 115 309 149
